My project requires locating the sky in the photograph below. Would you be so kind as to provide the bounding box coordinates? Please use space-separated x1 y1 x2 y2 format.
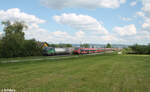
0 0 150 45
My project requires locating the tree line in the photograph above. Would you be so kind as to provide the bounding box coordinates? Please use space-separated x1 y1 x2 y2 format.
123 44 150 54
48 44 72 48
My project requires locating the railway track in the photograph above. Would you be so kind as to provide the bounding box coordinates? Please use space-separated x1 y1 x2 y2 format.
0 52 112 63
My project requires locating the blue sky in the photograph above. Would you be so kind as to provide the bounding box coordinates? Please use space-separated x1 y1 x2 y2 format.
0 0 150 45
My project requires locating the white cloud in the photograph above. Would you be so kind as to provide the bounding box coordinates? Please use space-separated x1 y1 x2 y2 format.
120 16 131 21
142 23 150 29
136 11 145 17
51 31 74 43
142 0 150 12
0 8 50 42
53 13 108 34
42 0 126 9
113 24 137 36
0 8 46 24
100 35 120 42
141 17 150 30
25 25 76 43
133 31 150 44
140 0 150 18
130 1 137 6
24 24 52 42
52 31 72 39
25 26 79 44
75 31 85 38
136 0 150 31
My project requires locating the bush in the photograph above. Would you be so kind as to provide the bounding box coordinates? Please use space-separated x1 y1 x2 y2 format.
122 47 133 54
127 44 150 54
23 39 42 56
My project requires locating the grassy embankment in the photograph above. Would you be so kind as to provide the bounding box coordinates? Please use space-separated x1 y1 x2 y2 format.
0 53 150 92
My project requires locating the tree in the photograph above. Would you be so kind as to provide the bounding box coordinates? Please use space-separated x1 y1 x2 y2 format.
0 40 2 57
106 43 112 48
0 20 43 58
0 21 27 57
147 43 150 54
129 44 149 54
2 21 27 40
23 39 42 56
49 44 72 48
50 44 57 47
80 44 90 48
65 44 72 47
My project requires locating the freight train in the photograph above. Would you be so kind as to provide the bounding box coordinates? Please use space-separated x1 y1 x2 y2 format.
43 47 119 56
43 47 74 55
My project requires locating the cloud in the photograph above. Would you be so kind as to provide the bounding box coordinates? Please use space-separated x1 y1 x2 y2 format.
53 13 108 34
52 31 69 37
120 16 131 21
100 35 121 42
0 8 46 24
132 31 150 44
130 1 137 6
140 0 150 18
75 31 85 38
0 8 49 42
136 0 150 31
41 0 126 9
50 31 73 43
25 26 81 44
25 24 75 43
136 11 145 17
141 17 150 30
24 24 52 42
113 24 137 36
142 0 150 12
142 22 150 29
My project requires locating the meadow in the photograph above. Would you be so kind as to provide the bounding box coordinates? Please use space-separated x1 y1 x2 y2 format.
0 53 150 92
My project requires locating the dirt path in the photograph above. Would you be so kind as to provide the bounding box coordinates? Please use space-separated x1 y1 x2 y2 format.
0 55 79 63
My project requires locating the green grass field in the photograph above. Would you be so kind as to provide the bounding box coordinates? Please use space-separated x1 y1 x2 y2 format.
0 54 150 92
